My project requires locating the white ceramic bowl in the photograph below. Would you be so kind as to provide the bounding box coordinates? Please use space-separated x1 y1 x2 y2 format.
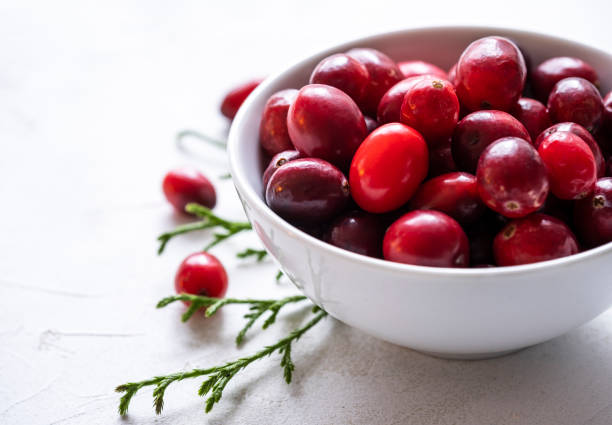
228 26 612 359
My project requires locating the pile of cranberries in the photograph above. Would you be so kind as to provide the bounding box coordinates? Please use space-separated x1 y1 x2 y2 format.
258 36 612 268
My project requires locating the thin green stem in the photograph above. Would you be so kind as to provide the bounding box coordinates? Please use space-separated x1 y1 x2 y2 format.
236 248 268 262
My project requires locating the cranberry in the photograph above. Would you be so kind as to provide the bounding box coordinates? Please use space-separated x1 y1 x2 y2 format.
383 210 469 268
574 178 612 247
538 131 597 200
259 89 297 156
377 76 424 124
346 48 403 116
175 252 228 301
477 137 548 218
510 98 551 141
266 158 349 224
455 36 526 112
397 60 447 80
287 84 367 170
309 53 370 104
428 139 457 178
532 57 599 102
262 150 302 189
324 210 385 258
410 172 485 226
349 123 428 213
399 76 459 145
451 110 531 173
547 77 603 132
447 63 457 85
162 168 217 214
364 116 380 134
493 213 579 266
220 78 263 120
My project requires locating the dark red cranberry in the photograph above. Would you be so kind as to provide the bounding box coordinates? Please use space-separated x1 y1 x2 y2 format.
383 210 469 268
410 172 485 226
455 36 526 112
510 97 551 141
175 252 228 302
532 57 599 102
262 150 302 189
377 76 425 124
447 63 457 85
547 77 603 132
428 139 458 178
451 110 531 173
574 178 612 247
477 137 548 218
538 131 597 200
220 78 263 120
397 60 447 79
309 53 370 104
346 48 403 116
364 116 380 134
259 89 297 156
493 213 579 266
162 168 217 213
265 158 349 224
324 210 385 258
287 84 367 170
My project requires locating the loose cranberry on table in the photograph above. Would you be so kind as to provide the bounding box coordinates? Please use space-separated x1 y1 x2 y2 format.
324 210 385 258
376 76 425 124
309 53 370 105
383 210 469 268
427 139 457 178
493 213 579 266
349 123 428 213
574 178 612 247
265 158 350 224
454 36 526 112
175 252 228 300
220 78 263 120
547 77 603 132
162 168 217 213
510 98 551 141
397 60 447 79
537 131 597 200
531 56 599 102
451 110 531 173
287 84 367 170
259 89 297 156
262 150 302 189
477 137 549 218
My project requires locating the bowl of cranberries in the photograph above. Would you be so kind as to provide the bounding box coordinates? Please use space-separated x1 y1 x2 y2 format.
227 27 612 358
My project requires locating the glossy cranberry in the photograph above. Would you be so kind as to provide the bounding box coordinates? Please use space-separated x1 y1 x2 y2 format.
162 168 216 214
451 110 531 173
349 123 428 213
175 252 228 301
324 210 385 258
376 76 424 124
410 172 485 226
510 98 551 141
538 131 597 200
493 214 579 266
399 77 459 145
220 78 263 120
535 122 605 177
447 63 457 85
259 89 297 156
455 36 526 112
266 158 349 224
532 57 599 102
383 210 469 267
309 53 370 104
428 139 457 178
574 178 612 247
364 116 380 134
547 77 603 132
287 84 367 170
477 137 548 218
397 60 447 79
262 150 302 189
346 48 403 116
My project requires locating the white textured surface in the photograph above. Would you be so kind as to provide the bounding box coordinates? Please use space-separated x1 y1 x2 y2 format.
1 1 612 424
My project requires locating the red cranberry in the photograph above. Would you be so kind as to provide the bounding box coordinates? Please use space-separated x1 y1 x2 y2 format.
410 172 485 226
220 78 263 120
532 57 599 102
383 210 469 268
399 76 459 145
447 63 458 85
259 89 297 156
494 213 579 266
175 252 228 301
266 158 349 224
455 36 526 112
287 84 367 170
547 77 603 132
377 76 425 124
349 123 428 213
428 139 458 178
262 150 302 189
452 110 531 173
397 60 447 79
309 53 370 104
324 210 385 258
538 131 597 200
574 178 612 247
162 168 217 213
510 98 551 141
477 137 548 218
346 48 403 116
364 116 380 134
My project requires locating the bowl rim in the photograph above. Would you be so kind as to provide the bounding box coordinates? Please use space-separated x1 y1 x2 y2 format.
228 25 612 278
